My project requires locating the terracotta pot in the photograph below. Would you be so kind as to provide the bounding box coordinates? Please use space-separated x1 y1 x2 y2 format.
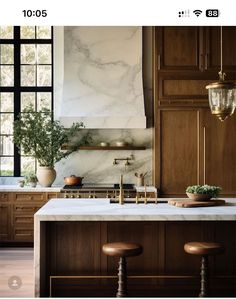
37 166 56 187
64 175 84 186
186 192 212 201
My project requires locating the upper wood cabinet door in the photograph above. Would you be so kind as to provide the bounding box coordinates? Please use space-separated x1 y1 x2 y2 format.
205 27 236 72
156 27 203 71
156 109 200 196
201 110 236 195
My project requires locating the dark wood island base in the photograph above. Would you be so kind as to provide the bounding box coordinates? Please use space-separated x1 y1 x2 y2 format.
38 221 236 297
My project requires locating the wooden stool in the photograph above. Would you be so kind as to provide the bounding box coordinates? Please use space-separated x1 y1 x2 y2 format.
184 242 224 297
102 242 143 297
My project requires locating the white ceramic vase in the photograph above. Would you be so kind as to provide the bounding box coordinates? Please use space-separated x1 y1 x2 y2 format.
37 166 56 187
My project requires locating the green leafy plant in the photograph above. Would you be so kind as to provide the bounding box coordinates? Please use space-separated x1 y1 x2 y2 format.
13 106 89 167
24 173 38 184
186 185 222 198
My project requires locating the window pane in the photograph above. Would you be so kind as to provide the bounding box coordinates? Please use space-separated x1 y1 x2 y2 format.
20 26 35 39
0 114 14 134
21 65 36 86
21 44 36 64
37 65 51 86
0 157 13 176
0 65 14 86
0 26 13 39
0 135 14 155
0 93 14 112
21 156 35 176
1 44 14 64
37 92 51 110
37 44 51 64
36 26 51 39
21 93 35 110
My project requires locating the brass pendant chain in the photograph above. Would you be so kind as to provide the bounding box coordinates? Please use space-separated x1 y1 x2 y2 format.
219 26 226 81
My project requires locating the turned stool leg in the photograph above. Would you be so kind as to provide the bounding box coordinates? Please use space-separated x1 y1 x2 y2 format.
116 257 127 297
199 256 208 297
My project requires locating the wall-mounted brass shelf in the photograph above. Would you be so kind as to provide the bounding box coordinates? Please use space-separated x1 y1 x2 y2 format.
62 145 146 150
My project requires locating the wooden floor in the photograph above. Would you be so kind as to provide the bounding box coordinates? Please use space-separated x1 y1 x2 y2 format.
0 248 34 297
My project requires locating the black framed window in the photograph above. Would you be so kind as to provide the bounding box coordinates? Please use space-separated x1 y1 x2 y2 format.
0 26 53 177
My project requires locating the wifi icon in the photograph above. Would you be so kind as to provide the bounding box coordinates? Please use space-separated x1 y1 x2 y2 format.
193 9 202 17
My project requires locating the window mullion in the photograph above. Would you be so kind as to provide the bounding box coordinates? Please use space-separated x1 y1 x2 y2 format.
13 26 21 177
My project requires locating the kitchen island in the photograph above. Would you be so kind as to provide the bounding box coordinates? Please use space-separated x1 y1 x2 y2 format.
35 198 236 297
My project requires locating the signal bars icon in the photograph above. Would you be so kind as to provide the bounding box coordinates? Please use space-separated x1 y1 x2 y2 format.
193 9 202 17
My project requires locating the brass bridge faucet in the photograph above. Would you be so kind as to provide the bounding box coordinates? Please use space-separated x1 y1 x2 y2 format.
118 174 124 205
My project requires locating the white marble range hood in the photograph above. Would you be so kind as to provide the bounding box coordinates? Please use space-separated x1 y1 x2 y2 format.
58 27 146 129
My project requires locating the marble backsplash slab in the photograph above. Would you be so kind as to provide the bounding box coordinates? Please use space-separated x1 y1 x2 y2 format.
55 128 152 185
0 129 152 186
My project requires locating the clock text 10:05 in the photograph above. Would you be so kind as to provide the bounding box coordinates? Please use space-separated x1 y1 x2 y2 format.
22 10 47 17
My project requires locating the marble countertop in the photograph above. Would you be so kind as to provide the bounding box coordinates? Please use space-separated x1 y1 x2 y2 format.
0 185 62 192
0 184 157 193
34 198 236 221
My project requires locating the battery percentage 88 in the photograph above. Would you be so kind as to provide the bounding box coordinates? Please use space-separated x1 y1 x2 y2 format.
206 9 220 17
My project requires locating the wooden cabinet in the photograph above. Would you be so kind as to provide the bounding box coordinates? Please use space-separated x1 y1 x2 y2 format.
12 193 46 242
0 191 58 243
0 203 11 241
154 26 236 196
201 110 236 195
13 203 42 241
155 27 236 108
156 26 236 73
43 221 236 297
155 109 200 196
205 27 236 72
155 107 236 196
156 27 202 71
14 192 44 202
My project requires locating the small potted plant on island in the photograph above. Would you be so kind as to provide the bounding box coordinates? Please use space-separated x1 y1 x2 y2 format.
13 106 89 187
24 173 38 188
186 185 222 201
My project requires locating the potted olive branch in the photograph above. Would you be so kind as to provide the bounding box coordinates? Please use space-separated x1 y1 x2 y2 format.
13 106 89 187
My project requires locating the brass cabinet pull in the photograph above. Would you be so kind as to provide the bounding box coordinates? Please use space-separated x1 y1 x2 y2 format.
203 126 206 185
157 54 161 70
205 54 209 70
200 54 204 71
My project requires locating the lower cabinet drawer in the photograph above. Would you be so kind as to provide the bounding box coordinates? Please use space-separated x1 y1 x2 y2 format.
13 215 34 226
13 204 42 213
13 228 33 241
14 193 45 202
0 193 9 202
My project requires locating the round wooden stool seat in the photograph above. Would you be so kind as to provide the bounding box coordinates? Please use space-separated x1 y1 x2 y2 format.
184 241 224 297
102 242 143 257
103 242 143 297
184 242 224 256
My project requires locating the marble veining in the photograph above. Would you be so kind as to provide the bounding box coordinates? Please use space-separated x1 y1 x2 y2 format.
60 26 146 128
0 128 152 186
54 128 152 186
35 198 236 221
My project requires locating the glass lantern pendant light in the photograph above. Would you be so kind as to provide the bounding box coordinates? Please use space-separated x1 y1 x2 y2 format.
206 27 236 121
